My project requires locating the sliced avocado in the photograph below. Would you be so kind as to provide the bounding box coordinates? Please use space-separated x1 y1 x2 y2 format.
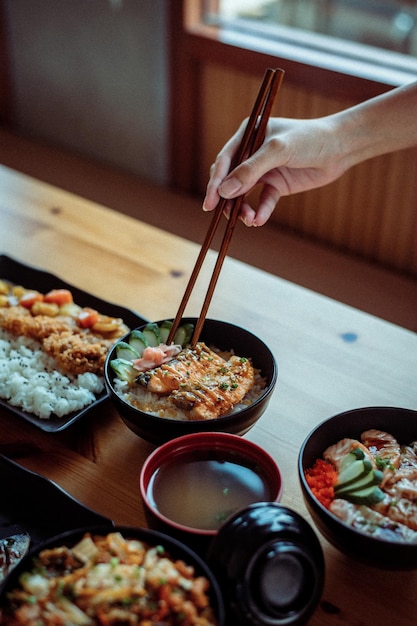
341 484 385 506
336 458 373 489
128 330 148 356
110 358 137 384
142 323 161 347
116 341 140 361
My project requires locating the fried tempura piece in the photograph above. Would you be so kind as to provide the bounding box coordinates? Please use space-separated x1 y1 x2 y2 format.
0 306 69 338
0 305 126 376
42 331 112 375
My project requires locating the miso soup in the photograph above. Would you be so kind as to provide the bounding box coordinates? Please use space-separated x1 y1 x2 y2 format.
147 451 272 530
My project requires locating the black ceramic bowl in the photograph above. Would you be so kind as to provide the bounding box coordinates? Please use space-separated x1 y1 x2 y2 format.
0 525 225 624
298 406 417 569
105 318 277 445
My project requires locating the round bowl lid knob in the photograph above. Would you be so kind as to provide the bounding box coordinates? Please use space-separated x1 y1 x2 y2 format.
249 541 320 619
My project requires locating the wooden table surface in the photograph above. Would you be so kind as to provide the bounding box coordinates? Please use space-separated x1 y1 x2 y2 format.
1 165 416 625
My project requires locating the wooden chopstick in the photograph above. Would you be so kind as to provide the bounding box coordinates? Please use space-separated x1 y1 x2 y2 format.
167 68 285 347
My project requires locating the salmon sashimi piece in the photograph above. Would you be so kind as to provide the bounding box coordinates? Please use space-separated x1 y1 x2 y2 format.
330 499 417 542
400 444 417 470
373 493 417 531
323 438 373 470
370 439 417 531
385 477 417 501
361 429 401 469
382 444 417 491
136 342 255 420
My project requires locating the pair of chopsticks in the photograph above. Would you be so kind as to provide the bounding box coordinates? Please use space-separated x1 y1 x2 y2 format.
167 67 285 347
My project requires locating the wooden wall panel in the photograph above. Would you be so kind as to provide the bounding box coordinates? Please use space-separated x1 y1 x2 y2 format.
0 1 13 125
200 64 417 276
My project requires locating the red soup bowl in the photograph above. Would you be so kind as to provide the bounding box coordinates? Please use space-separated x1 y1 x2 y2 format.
140 431 283 554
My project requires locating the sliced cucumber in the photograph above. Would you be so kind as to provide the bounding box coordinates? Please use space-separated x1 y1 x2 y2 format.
116 341 140 361
142 323 161 347
110 358 137 384
174 323 194 346
112 320 196 384
128 330 148 356
336 458 373 490
335 468 383 496
158 320 173 344
342 484 384 506
339 447 365 473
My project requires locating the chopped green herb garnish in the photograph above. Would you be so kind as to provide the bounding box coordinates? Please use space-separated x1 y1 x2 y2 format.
375 456 395 471
57 581 65 597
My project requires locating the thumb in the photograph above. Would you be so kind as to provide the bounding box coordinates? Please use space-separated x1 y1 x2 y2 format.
218 145 279 199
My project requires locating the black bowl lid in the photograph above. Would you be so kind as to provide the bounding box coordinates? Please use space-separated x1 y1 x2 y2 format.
206 502 324 626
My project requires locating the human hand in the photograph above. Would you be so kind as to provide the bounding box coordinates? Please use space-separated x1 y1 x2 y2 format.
203 116 350 226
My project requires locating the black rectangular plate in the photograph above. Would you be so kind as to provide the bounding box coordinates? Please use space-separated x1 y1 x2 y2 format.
0 255 148 432
0 454 113 584
0 455 112 544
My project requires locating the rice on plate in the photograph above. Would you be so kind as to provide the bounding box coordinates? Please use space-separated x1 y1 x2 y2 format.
0 280 131 420
0 329 104 419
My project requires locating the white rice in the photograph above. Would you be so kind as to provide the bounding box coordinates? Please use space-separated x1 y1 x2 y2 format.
115 378 194 420
0 328 104 419
114 365 266 421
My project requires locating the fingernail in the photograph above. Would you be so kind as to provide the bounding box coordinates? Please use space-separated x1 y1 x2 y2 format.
219 177 242 198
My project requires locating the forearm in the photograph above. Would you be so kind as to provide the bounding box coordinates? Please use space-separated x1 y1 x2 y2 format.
332 80 417 168
203 79 417 224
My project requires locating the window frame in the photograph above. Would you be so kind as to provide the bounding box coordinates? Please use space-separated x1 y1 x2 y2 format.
203 7 417 86
168 1 416 191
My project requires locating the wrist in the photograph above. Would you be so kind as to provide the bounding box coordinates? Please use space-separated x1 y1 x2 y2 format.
330 81 417 168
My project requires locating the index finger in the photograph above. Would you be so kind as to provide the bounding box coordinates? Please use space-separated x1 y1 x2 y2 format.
203 126 246 211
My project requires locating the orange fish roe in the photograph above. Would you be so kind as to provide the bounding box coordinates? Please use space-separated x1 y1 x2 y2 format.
305 458 338 509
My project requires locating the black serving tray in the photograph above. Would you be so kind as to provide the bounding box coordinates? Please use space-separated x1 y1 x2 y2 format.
0 255 148 432
0 454 112 547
